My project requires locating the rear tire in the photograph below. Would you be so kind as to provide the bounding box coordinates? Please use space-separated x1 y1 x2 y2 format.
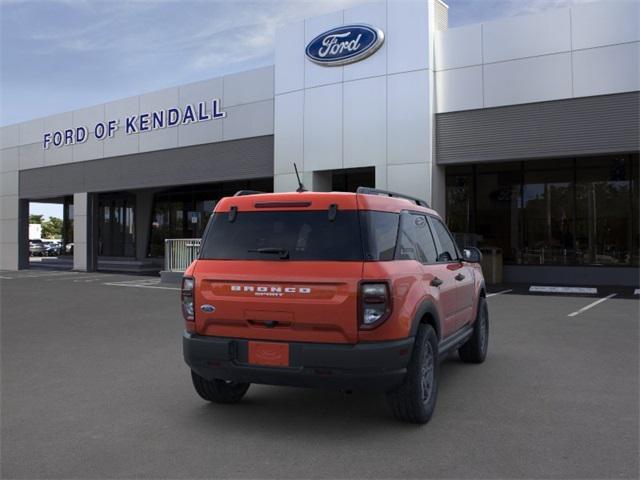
191 371 250 404
458 296 489 364
386 324 439 424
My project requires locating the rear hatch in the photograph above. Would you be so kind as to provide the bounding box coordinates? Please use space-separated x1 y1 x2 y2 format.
193 193 363 344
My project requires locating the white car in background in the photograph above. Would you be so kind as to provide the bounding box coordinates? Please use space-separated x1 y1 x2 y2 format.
29 239 47 256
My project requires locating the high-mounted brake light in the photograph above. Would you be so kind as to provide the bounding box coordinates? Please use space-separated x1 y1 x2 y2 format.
359 282 391 329
254 201 312 208
181 276 195 322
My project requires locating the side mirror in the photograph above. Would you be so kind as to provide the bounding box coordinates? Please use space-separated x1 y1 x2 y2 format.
462 247 482 263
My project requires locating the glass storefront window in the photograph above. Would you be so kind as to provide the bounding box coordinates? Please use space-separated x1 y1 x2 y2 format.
632 154 639 266
475 167 522 263
522 168 574 265
149 200 184 257
445 154 639 267
98 193 136 257
445 165 473 236
575 156 633 265
147 178 273 257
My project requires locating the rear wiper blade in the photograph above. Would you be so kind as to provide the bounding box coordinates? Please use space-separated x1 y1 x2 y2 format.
248 247 290 259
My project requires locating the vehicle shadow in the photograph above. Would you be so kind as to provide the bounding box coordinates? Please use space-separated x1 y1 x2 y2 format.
181 355 472 437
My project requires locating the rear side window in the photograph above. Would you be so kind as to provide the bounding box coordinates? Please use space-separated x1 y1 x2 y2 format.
396 213 438 263
200 210 363 261
428 217 459 262
360 211 400 261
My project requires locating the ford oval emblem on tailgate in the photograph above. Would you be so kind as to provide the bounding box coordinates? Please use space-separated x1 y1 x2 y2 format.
200 304 215 313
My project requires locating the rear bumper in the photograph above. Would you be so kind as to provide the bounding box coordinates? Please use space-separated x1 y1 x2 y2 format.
183 332 414 392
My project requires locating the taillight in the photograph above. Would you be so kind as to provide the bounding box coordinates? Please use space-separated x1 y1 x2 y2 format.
182 276 195 321
359 282 391 329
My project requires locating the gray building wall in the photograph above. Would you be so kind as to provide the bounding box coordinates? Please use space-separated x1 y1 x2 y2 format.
434 2 639 113
435 92 640 164
19 136 274 199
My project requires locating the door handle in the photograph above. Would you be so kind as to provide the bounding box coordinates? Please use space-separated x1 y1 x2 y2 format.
455 273 465 281
430 277 443 287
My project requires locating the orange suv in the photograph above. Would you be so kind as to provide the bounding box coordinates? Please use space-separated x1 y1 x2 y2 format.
182 187 488 423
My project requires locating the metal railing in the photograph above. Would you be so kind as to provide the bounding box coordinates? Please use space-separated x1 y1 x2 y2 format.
164 238 201 272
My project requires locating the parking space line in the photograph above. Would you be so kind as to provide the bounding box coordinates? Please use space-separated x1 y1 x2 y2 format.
44 275 94 282
107 278 160 284
530 285 598 294
487 289 512 298
567 294 617 317
72 276 116 283
0 276 12 279
44 274 120 282
103 282 180 291
21 271 78 278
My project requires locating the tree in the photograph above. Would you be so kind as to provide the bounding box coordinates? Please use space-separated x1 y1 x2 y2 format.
41 217 63 239
29 214 44 224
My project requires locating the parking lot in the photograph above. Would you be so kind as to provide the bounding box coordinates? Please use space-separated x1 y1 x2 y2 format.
1 270 638 479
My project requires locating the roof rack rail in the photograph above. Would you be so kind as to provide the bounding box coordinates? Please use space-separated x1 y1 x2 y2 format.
233 190 265 197
356 186 430 208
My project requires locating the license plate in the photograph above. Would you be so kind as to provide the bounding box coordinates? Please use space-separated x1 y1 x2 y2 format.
248 341 290 367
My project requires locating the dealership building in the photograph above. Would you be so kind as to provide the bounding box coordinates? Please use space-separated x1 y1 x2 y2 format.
0 0 638 285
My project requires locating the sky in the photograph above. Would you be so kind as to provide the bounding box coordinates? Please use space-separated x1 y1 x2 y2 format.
0 0 601 128
2 0 599 220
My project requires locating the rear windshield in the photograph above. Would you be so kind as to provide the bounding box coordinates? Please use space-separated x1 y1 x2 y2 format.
200 211 363 261
199 210 400 261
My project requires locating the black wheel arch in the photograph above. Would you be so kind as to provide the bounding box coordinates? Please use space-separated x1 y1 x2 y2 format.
479 281 487 299
409 300 442 340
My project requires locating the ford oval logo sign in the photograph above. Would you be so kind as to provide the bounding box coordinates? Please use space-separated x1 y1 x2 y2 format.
306 24 384 66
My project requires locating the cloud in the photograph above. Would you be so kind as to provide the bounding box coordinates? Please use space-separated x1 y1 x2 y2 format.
447 0 601 26
1 0 374 124
0 0 616 126
185 1 369 70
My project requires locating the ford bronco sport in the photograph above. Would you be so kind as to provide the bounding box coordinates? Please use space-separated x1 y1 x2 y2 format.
182 187 488 423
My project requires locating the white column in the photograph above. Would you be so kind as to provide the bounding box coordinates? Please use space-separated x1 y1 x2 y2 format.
73 192 89 271
0 149 20 270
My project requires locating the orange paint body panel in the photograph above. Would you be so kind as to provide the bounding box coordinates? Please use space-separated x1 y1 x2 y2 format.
215 192 360 212
214 191 439 217
359 260 433 342
193 260 361 344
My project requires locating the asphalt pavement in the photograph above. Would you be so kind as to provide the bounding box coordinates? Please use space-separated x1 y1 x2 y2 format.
1 270 638 479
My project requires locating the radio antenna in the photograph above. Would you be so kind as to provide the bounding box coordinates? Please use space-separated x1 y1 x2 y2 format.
293 163 306 192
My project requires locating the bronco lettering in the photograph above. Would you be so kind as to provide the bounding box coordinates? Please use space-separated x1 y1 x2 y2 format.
230 285 311 294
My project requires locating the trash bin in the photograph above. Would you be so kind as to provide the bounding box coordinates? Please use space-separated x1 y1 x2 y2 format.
479 247 503 284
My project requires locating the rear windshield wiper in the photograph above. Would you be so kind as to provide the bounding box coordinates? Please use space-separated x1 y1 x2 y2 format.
248 247 290 260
